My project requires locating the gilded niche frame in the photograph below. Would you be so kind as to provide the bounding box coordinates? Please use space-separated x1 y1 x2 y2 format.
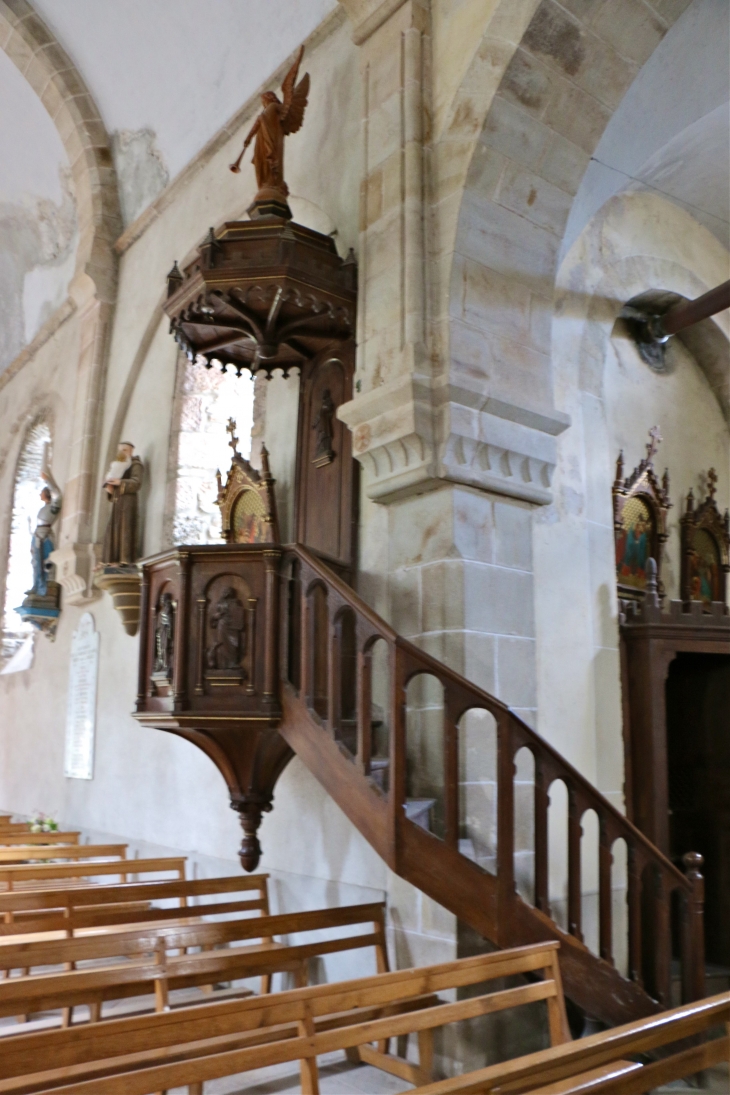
215 419 280 546
680 468 730 608
613 428 671 602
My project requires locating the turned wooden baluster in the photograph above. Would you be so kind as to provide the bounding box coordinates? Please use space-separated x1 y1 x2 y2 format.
496 716 516 938
390 647 409 838
653 870 671 1007
443 692 460 850
627 842 643 986
681 852 706 1003
357 642 373 776
534 757 549 915
567 787 583 941
327 606 339 738
299 576 311 707
598 815 613 964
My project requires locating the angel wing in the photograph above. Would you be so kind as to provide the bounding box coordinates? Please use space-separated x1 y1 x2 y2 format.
281 45 310 135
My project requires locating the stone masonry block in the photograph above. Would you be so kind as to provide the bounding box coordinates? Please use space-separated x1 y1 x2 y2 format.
575 30 638 109
481 94 551 173
493 499 533 571
453 488 495 564
388 488 457 569
495 160 572 236
389 566 420 638
537 131 590 195
500 45 552 118
497 636 537 708
458 706 497 782
460 191 559 281
464 563 535 637
421 561 465 633
463 633 497 696
542 80 611 155
593 0 667 65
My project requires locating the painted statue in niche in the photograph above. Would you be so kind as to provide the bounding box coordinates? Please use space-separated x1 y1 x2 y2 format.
30 466 61 596
688 530 721 606
206 587 246 670
681 470 730 608
615 497 654 591
229 46 309 205
153 592 175 680
231 490 267 544
101 442 143 565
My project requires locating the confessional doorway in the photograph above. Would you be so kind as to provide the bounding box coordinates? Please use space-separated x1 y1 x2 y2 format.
666 653 730 967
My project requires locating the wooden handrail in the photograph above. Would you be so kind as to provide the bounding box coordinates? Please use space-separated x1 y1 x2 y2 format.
279 544 706 1017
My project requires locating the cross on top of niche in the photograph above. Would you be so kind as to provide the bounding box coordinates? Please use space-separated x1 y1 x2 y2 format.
646 425 663 462
707 467 718 499
227 417 240 457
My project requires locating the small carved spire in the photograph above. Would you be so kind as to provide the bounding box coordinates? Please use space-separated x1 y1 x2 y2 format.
260 443 272 480
662 468 670 500
707 467 718 499
166 261 183 298
685 487 695 513
613 450 624 489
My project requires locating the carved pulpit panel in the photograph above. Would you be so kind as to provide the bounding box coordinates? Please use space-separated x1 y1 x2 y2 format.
295 342 356 573
681 468 730 608
216 420 279 545
613 426 671 602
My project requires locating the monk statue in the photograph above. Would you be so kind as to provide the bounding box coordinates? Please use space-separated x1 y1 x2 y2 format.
101 441 143 565
229 45 309 211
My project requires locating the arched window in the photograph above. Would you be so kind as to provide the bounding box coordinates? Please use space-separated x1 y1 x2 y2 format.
166 359 256 546
2 420 52 660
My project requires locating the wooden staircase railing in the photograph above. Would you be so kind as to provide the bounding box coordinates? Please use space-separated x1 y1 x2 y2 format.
277 545 705 1028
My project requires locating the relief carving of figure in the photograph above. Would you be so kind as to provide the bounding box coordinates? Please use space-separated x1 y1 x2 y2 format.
206 587 246 670
102 442 143 565
153 592 175 679
30 467 61 596
312 388 335 465
229 46 309 203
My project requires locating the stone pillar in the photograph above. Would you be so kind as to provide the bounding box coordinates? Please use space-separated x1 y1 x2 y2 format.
50 272 114 603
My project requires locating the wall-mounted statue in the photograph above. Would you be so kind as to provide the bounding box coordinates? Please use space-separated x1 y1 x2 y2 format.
312 388 335 467
30 468 61 597
229 45 309 218
101 442 143 565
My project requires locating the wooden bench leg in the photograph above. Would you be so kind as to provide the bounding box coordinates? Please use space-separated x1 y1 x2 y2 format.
61 1006 72 1028
417 1028 434 1084
260 972 272 994
89 1001 101 1024
188 1084 204 1095
298 1004 319 1095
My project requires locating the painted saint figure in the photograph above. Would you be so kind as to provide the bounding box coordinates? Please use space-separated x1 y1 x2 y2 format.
153 592 175 679
229 46 309 204
101 442 143 565
30 469 61 596
206 587 246 670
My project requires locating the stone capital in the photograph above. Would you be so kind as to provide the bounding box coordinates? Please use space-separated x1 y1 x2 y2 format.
338 379 569 505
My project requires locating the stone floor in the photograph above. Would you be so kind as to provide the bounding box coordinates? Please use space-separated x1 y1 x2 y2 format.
167 1054 413 1094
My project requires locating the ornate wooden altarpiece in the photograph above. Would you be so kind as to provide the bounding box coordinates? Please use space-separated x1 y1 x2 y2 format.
612 427 671 603
618 450 730 861
680 468 730 608
135 206 358 869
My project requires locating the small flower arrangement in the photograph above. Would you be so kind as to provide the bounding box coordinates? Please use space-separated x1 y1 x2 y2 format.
29 811 59 833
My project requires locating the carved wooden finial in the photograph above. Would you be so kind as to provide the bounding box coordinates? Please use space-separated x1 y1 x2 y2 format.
645 556 659 604
707 467 718 499
614 450 624 488
227 417 240 457
685 487 695 513
260 443 272 480
662 468 670 500
646 425 662 463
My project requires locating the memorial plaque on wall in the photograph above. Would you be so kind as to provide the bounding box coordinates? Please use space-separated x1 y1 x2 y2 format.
64 613 99 780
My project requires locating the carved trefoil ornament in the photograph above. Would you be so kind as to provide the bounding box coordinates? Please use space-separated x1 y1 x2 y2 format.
680 468 730 609
613 426 671 603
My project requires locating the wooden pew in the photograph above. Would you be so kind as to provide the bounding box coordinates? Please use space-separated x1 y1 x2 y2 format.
0 834 80 847
0 856 185 895
0 942 568 1094
0 844 126 866
0 874 267 936
409 990 730 1094
0 901 389 1030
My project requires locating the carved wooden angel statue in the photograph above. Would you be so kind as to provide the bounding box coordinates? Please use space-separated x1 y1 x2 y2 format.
229 45 309 209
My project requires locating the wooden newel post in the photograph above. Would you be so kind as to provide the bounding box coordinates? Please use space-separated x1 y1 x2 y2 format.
682 851 706 1003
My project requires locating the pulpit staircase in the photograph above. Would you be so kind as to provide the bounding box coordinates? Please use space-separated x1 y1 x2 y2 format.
275 545 706 1030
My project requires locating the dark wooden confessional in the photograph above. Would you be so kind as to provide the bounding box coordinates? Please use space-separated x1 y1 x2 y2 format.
617 443 730 966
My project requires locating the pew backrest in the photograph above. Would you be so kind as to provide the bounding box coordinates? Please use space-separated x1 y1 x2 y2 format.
0 873 269 936
0 843 126 864
0 941 569 1094
0 832 80 846
0 855 186 895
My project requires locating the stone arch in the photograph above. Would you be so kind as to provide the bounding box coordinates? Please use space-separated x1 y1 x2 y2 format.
0 2 123 599
446 0 691 421
0 0 121 300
